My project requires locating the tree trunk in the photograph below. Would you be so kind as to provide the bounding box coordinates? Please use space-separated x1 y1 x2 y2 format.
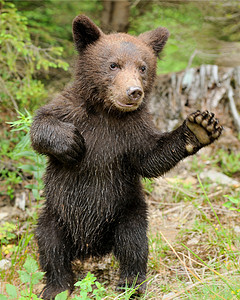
149 65 240 134
101 0 130 33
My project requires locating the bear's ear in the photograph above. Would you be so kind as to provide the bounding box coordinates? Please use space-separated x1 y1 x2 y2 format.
138 27 169 57
72 15 103 52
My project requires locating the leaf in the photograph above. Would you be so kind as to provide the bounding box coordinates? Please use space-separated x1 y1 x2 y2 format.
0 295 8 300
79 291 88 299
228 197 239 204
18 271 31 284
32 189 41 200
32 271 45 284
23 256 39 273
19 164 39 172
14 133 31 151
6 284 18 299
24 184 39 190
55 290 68 300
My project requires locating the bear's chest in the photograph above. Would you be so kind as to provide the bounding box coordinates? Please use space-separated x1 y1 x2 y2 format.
76 116 141 166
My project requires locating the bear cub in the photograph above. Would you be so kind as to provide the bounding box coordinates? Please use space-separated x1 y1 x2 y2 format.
31 15 222 299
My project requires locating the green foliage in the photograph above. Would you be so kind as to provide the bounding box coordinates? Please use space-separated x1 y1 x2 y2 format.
199 1 240 42
223 194 240 212
0 222 16 245
8 110 46 201
0 0 68 111
142 178 154 194
12 0 102 55
73 272 107 300
0 257 107 300
213 149 240 177
0 257 44 299
0 110 45 204
130 3 209 74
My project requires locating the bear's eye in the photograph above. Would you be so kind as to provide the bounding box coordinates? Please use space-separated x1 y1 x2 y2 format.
110 63 119 70
140 66 146 73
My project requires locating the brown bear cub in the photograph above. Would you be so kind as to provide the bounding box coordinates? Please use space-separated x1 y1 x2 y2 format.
31 15 222 299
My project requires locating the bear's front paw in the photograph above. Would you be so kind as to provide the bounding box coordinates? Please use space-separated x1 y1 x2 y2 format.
185 110 223 153
51 123 86 164
39 283 72 300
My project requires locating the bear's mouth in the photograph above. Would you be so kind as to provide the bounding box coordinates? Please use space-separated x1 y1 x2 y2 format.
116 101 138 108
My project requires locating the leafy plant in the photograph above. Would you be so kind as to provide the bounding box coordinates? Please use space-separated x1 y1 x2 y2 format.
73 272 106 300
0 256 44 299
223 194 240 212
130 3 208 74
0 257 107 300
0 222 16 245
0 0 68 111
213 149 240 177
142 178 154 194
8 110 46 201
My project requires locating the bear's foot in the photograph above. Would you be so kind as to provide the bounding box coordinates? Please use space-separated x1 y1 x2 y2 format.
116 276 146 296
185 110 223 153
39 283 73 300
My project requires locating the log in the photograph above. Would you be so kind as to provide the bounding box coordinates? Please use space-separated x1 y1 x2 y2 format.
150 65 240 133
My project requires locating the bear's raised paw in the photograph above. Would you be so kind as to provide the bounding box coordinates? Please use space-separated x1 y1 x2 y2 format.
185 110 223 152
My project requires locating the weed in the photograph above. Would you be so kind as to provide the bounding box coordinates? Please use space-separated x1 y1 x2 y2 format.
0 222 17 258
223 194 240 212
0 256 44 299
8 110 46 201
148 232 171 271
213 149 240 177
73 272 106 300
142 178 154 194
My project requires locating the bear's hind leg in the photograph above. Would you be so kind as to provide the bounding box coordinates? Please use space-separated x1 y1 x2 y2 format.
113 205 148 295
37 212 75 299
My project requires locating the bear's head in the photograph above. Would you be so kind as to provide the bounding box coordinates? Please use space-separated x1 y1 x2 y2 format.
73 15 169 114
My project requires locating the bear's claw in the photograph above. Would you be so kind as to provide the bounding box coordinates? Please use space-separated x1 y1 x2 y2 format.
186 110 223 147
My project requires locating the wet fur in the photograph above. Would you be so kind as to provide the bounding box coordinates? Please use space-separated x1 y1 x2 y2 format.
31 15 222 299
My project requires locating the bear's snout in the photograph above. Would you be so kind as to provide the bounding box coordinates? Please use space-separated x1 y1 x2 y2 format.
127 86 143 101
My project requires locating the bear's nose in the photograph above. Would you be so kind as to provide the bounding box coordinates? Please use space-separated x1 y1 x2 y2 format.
127 86 143 101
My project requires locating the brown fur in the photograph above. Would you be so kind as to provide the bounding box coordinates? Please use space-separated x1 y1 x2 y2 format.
30 15 222 299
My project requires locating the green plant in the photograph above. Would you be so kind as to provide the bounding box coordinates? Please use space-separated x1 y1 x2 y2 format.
0 256 44 299
0 222 16 245
223 194 240 212
73 272 106 300
0 0 68 111
8 110 46 201
130 3 208 74
213 149 240 177
142 178 154 194
148 232 171 271
0 170 22 200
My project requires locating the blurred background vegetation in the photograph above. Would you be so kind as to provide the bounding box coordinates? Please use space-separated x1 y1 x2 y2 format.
1 0 240 113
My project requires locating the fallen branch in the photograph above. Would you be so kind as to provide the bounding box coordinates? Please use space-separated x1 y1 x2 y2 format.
228 86 240 132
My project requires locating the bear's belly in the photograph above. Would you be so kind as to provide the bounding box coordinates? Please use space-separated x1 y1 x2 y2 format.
45 160 139 216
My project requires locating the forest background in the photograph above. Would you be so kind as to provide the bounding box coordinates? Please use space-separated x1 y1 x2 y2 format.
0 1 240 299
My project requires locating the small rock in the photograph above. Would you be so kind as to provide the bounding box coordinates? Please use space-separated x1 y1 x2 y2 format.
200 170 239 186
15 191 26 210
0 212 8 221
163 292 176 299
187 237 200 245
234 226 240 233
0 259 11 270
